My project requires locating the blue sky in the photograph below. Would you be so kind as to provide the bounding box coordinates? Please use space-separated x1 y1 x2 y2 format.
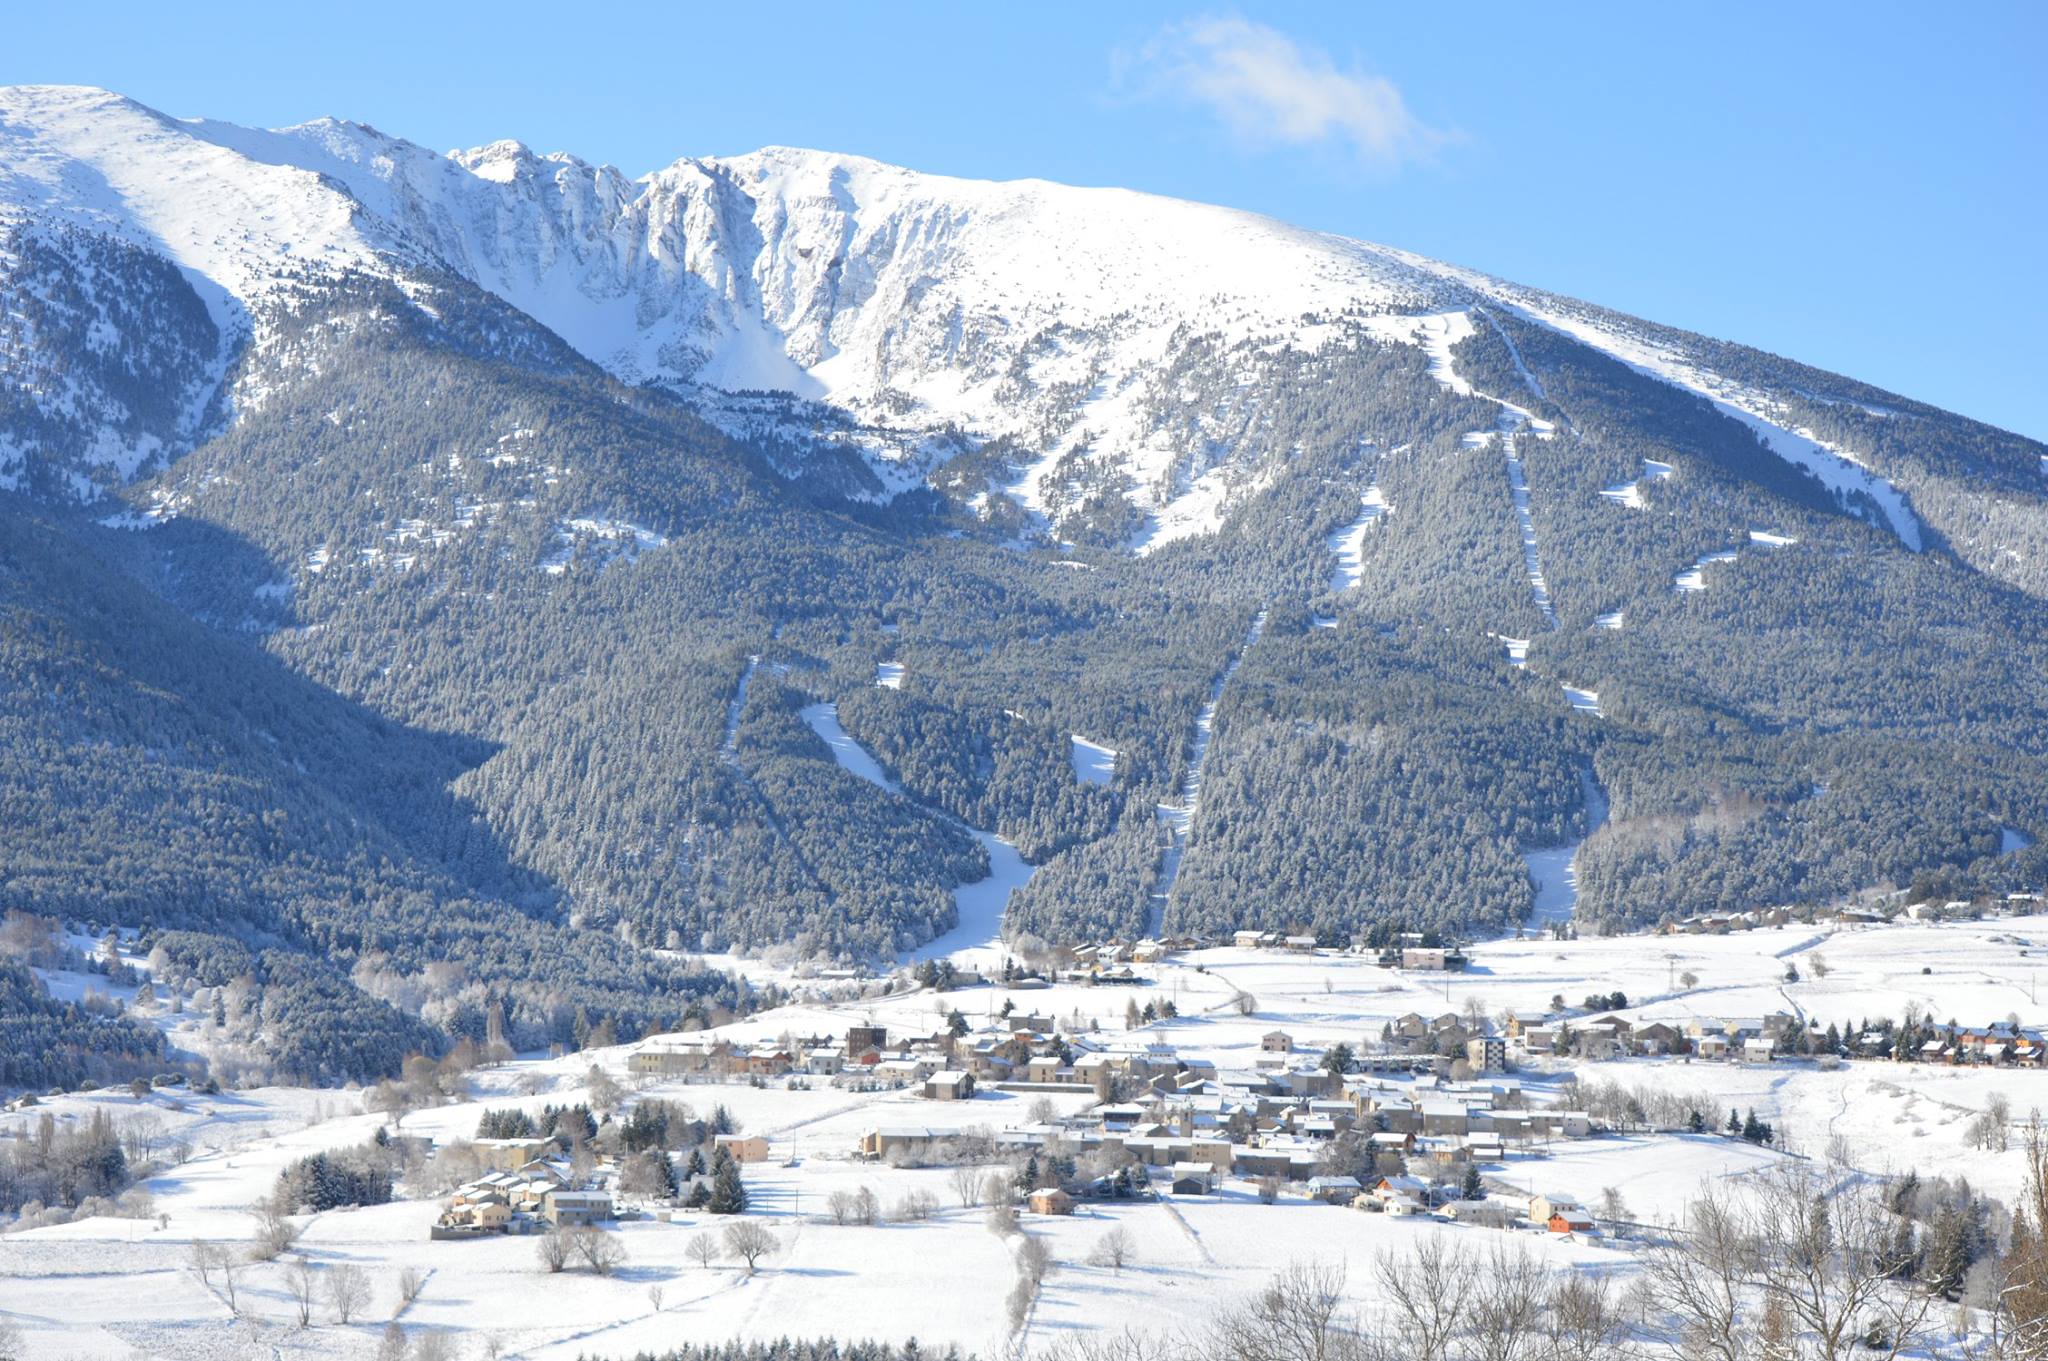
11 3 2045 438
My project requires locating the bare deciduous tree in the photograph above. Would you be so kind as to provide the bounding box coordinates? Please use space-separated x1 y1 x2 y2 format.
2006 1122 2048 1353
686 1231 720 1270
1203 1260 1373 1361
367 1080 413 1128
187 1239 218 1292
535 1227 571 1274
1461 1244 1546 1361
412 1330 455 1361
326 1262 370 1325
1373 1237 1475 1361
1544 1271 1634 1361
894 1189 938 1222
249 1202 300 1261
1751 1164 1932 1361
723 1221 777 1274
1641 1166 1932 1361
1087 1225 1135 1272
585 1065 624 1116
1007 1275 1036 1334
1017 1232 1054 1285
285 1255 317 1328
396 1265 426 1309
828 1186 882 1226
1640 1195 1756 1361
951 1164 983 1208
571 1227 627 1276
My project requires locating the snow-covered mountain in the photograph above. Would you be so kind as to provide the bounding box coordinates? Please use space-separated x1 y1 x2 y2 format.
0 84 2029 552
7 85 2048 1053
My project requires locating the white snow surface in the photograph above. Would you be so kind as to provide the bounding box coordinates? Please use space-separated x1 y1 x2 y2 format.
1599 459 1672 509
799 702 1032 970
1400 310 1476 395
1675 548 1742 592
1325 484 1390 592
1560 685 1603 718
1151 609 1267 934
1522 771 1610 928
0 83 1974 565
538 516 668 575
1069 735 1118 786
0 85 1472 527
1380 252 1928 552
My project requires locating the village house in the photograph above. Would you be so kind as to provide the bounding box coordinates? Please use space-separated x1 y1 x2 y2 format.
873 1057 928 1086
859 1126 941 1160
1307 1175 1362 1204
471 1137 554 1173
1548 1204 1596 1234
715 1133 770 1163
1374 1175 1430 1212
804 1046 846 1075
744 1047 794 1077
1261 1030 1295 1054
1527 1193 1585 1228
924 1070 976 1101
843 1023 888 1056
1465 1036 1507 1073
1028 1187 1075 1216
1632 1021 1689 1055
545 1189 614 1227
629 1039 728 1077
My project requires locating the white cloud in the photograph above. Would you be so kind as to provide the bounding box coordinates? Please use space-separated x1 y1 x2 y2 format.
1127 16 1448 169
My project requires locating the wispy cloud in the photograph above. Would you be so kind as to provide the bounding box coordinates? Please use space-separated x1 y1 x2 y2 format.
1122 16 1449 170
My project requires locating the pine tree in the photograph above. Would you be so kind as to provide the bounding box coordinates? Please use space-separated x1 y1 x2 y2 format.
708 1157 746 1214
1460 1163 1483 1200
1923 1205 1974 1298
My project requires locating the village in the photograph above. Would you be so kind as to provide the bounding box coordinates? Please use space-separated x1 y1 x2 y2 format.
8 905 2048 1359
419 915 2048 1256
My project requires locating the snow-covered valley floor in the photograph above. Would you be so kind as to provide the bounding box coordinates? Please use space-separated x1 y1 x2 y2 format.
11 911 2048 1358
